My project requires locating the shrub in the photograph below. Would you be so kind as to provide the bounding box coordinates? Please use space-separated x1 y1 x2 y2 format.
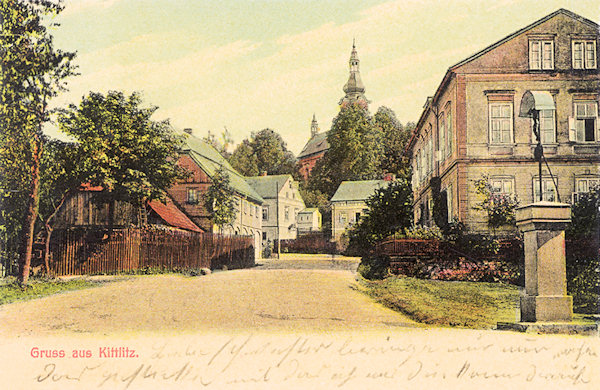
393 225 444 240
567 259 600 314
358 254 390 280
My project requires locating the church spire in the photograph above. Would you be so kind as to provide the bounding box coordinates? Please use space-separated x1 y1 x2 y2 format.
340 40 368 108
310 113 319 138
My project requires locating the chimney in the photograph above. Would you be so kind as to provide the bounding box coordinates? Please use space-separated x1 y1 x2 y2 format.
260 171 268 177
383 173 396 182
183 128 193 135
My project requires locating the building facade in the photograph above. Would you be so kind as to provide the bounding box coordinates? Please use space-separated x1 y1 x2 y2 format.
407 9 600 233
246 174 305 246
330 180 388 242
168 131 264 257
297 208 322 234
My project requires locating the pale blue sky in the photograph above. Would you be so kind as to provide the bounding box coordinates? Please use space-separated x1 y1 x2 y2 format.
48 0 599 154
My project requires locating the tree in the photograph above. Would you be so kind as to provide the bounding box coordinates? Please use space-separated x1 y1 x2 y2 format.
347 179 413 255
0 0 77 284
57 91 187 223
229 128 297 177
204 165 236 232
307 103 383 198
374 107 414 178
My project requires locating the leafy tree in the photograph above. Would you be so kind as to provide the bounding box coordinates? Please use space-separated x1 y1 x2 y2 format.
57 91 187 223
374 107 414 178
473 176 519 234
204 165 236 232
0 0 77 284
229 128 297 177
307 103 383 198
347 179 413 255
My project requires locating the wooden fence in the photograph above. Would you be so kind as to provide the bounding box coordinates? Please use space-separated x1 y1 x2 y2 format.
278 232 339 254
48 227 254 276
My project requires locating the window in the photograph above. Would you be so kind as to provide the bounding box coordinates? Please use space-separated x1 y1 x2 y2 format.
243 200 247 214
538 109 556 144
573 177 600 202
439 112 446 160
262 232 267 240
529 40 554 70
489 103 513 144
294 208 299 220
262 206 269 221
571 102 598 142
186 188 199 204
338 212 347 226
572 40 597 69
533 177 557 202
490 177 514 195
446 185 453 223
284 206 289 221
250 203 254 216
446 109 453 157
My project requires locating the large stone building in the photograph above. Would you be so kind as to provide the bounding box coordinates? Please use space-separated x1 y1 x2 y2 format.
245 174 305 246
168 131 264 257
298 42 369 180
406 9 600 233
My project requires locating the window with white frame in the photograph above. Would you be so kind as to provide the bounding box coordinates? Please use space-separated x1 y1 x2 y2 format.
262 206 269 220
490 176 514 195
489 102 513 144
573 177 600 202
572 40 597 70
284 206 289 221
338 212 347 226
186 188 199 204
533 177 557 202
571 101 598 142
529 40 554 70
538 109 556 144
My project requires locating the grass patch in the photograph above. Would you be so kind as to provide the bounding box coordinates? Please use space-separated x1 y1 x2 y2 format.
360 276 519 329
0 278 106 305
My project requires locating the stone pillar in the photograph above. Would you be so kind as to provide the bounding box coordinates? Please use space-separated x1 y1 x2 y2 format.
516 201 572 322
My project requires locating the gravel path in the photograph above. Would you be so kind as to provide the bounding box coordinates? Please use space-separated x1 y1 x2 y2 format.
0 264 416 337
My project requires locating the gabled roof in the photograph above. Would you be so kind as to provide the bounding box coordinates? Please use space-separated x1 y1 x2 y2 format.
181 133 264 204
330 180 388 202
148 197 203 232
245 175 292 199
299 207 319 213
406 8 598 154
298 132 329 159
450 8 598 71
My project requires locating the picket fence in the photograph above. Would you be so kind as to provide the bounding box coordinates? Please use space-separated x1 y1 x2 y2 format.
48 227 254 276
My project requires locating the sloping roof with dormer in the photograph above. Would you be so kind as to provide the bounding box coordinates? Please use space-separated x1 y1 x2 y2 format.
330 180 389 203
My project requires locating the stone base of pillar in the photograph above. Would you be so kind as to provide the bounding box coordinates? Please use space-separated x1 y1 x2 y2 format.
520 295 573 322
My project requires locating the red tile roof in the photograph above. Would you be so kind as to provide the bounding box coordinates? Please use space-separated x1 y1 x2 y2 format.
147 197 203 233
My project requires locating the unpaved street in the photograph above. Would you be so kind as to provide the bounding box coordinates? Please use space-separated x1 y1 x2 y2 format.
0 256 416 336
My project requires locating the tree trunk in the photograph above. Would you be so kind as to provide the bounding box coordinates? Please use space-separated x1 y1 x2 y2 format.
19 133 42 285
42 190 72 277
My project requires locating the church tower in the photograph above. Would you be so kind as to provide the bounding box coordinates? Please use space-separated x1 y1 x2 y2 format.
339 40 369 107
310 113 319 138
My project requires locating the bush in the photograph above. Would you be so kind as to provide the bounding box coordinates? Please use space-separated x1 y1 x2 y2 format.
358 254 390 280
567 258 599 314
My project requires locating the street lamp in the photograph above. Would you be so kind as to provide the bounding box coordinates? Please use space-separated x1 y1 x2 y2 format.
519 91 558 202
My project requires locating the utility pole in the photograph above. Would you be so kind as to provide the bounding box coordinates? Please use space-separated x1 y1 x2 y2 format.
276 181 280 259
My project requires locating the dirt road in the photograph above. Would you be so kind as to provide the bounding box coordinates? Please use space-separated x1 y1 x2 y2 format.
0 258 416 336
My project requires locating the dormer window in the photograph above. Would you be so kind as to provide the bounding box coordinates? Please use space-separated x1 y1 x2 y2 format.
572 40 597 69
529 40 554 70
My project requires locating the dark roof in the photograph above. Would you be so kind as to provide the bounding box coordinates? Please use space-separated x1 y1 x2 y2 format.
148 197 203 232
330 180 388 202
245 175 292 198
181 133 264 204
298 132 330 159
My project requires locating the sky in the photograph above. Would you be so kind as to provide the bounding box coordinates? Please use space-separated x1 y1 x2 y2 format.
46 0 599 155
